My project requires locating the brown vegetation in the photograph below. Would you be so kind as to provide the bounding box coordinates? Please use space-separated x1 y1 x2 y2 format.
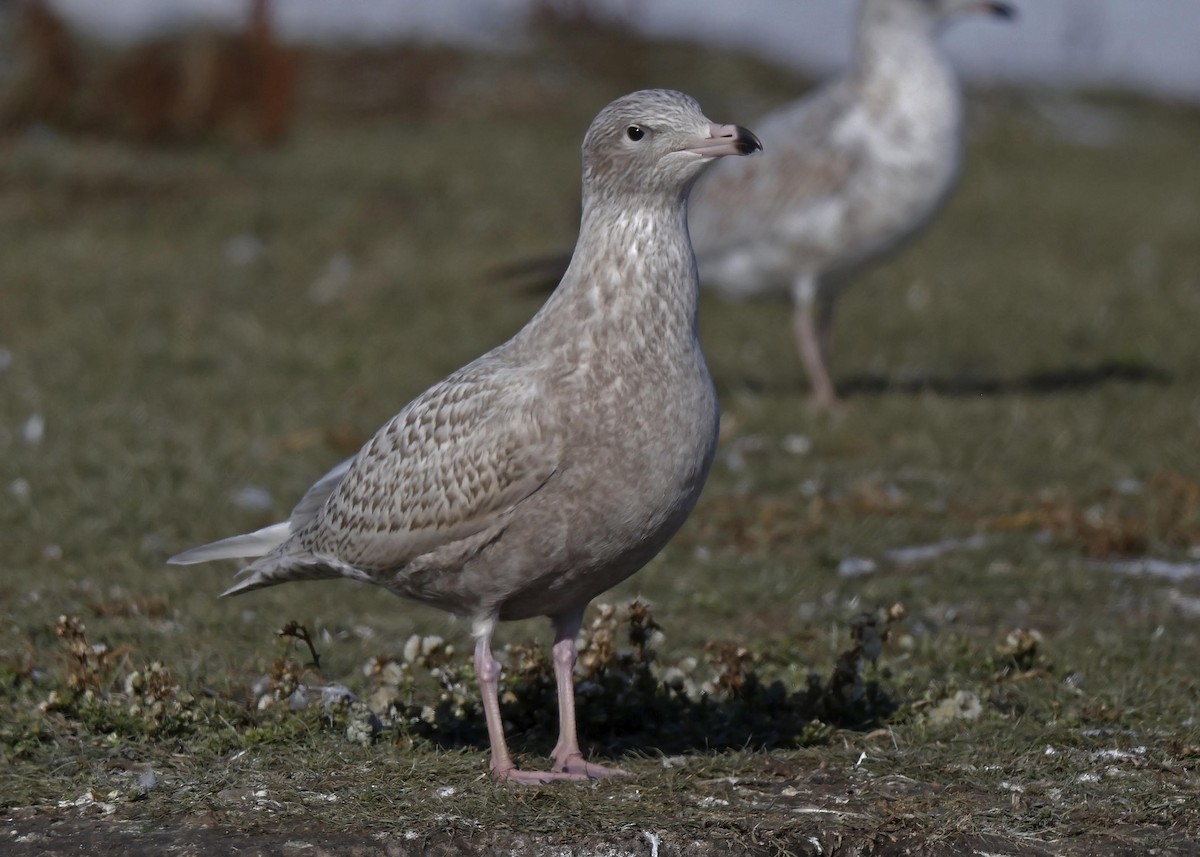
2 0 298 145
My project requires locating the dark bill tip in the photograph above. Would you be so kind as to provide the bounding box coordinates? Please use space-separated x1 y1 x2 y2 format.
687 124 764 158
733 126 764 156
987 2 1016 20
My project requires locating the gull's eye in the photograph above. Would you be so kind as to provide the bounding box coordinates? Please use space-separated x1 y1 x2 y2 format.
626 125 645 142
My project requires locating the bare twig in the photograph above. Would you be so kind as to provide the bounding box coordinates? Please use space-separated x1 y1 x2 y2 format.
278 620 322 670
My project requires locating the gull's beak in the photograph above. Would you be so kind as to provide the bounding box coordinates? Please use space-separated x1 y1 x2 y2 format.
683 124 763 159
981 1 1016 19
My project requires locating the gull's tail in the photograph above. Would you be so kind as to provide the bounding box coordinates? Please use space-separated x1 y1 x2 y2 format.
167 456 356 596
168 522 341 598
167 522 291 566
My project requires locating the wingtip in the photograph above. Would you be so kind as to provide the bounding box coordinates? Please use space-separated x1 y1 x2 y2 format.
165 548 207 566
219 576 263 598
163 522 292 568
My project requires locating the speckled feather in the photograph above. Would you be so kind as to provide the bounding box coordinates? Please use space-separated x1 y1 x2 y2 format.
688 0 986 299
171 89 751 627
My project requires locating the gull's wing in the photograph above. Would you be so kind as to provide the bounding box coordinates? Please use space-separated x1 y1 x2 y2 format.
281 357 559 574
289 456 355 527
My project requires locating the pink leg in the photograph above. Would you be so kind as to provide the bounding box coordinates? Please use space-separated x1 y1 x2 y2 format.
550 612 628 777
791 276 838 412
815 290 837 368
472 619 595 785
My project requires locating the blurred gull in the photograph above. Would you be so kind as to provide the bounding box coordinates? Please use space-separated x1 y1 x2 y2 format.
169 89 761 784
689 0 1015 409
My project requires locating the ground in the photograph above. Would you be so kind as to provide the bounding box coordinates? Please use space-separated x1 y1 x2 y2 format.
2 22 1199 857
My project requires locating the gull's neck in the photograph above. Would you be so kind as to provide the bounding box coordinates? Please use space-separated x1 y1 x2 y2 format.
517 190 701 358
854 11 949 90
851 9 962 148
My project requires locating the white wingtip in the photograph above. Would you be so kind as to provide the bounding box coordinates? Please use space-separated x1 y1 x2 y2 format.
167 522 292 565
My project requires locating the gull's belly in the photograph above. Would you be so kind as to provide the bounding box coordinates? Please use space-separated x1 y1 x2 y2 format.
489 362 717 621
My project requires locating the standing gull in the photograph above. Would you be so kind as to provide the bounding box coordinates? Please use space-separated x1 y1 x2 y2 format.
688 0 1015 410
169 89 761 784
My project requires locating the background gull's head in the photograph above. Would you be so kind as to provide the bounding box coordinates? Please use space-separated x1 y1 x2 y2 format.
863 0 1016 34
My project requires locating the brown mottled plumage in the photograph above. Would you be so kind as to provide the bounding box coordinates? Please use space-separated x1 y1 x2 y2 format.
169 89 761 784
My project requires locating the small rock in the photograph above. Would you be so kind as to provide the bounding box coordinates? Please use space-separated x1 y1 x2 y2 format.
224 233 264 267
309 253 354 305
9 478 31 502
231 485 273 511
837 557 877 578
1113 476 1143 495
883 534 988 566
781 433 812 455
23 414 44 445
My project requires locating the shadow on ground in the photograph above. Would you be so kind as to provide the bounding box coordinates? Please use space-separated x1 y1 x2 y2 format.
373 609 899 762
839 359 1172 397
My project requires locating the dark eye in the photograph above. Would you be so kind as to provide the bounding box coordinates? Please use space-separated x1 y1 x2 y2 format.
626 125 645 142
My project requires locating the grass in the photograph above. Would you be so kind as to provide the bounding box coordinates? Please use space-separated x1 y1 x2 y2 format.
2 30 1200 855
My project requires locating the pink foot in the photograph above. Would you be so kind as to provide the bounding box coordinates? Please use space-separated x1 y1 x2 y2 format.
492 765 590 785
552 752 629 778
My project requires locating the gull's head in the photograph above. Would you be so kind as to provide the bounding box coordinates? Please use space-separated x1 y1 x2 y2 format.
581 89 762 203
864 0 1016 33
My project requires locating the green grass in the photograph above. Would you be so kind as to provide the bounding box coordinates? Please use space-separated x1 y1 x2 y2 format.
2 35 1199 855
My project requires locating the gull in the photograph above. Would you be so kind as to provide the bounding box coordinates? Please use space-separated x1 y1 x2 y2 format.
688 0 1015 410
169 89 761 785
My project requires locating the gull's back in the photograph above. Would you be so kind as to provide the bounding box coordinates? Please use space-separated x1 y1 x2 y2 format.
688 0 966 300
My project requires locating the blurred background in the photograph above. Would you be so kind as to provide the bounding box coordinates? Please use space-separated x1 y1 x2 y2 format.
19 0 1200 100
1 0 1198 144
7 0 1200 102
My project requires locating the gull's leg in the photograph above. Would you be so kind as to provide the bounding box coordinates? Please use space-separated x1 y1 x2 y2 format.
791 274 838 412
815 287 838 372
550 609 628 777
472 617 586 785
